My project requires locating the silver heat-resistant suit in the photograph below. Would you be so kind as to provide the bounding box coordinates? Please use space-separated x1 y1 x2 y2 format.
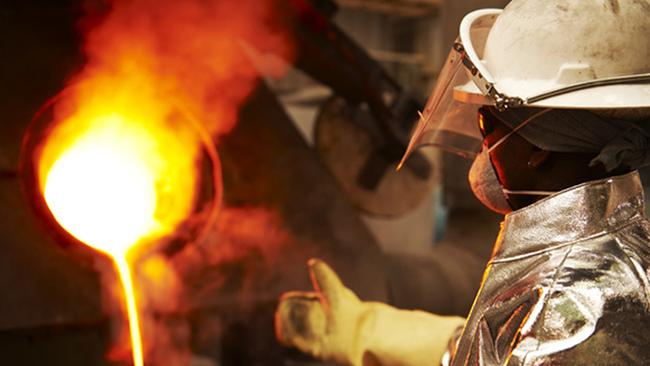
447 172 650 366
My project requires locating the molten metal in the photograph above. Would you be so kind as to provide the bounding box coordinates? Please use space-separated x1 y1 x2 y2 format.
39 108 201 366
43 115 159 254
30 0 289 363
115 256 144 366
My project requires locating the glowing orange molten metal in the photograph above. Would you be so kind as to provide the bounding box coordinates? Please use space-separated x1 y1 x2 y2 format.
29 0 290 363
44 116 160 253
38 100 201 366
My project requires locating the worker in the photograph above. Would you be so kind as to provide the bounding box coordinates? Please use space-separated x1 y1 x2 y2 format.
274 1 650 365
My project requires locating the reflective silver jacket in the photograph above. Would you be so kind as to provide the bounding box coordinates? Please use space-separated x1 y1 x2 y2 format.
450 172 650 366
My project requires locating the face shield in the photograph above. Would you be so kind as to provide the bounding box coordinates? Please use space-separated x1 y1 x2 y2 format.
398 8 650 169
398 10 500 168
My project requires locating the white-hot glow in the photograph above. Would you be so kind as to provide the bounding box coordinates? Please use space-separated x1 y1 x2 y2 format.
43 115 159 255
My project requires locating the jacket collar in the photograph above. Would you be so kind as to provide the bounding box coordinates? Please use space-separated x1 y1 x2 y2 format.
492 171 645 261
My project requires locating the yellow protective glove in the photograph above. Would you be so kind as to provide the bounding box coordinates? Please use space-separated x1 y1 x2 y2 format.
275 259 466 366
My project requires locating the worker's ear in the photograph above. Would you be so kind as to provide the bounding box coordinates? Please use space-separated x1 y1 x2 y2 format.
528 149 551 170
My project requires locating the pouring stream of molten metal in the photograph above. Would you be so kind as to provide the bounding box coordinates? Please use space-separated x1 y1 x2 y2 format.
40 113 199 366
114 256 144 366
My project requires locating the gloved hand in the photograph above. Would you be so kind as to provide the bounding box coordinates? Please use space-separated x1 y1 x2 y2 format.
275 259 466 366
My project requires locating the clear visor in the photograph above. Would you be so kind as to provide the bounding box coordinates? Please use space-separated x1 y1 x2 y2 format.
398 7 650 169
401 48 483 162
398 10 498 168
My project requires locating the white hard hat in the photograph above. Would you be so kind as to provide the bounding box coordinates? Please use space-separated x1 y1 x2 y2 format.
464 0 650 109
399 0 650 167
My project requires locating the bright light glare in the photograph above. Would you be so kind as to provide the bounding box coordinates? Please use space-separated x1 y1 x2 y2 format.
43 116 159 255
38 96 204 366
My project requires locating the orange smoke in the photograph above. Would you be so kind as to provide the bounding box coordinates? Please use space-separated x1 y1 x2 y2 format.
80 0 293 137
33 0 293 364
201 207 294 309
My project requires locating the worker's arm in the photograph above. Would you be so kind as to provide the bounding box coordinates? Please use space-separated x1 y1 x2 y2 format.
275 259 465 366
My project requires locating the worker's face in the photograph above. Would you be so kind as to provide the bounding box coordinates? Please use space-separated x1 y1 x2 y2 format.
477 107 619 211
477 107 547 209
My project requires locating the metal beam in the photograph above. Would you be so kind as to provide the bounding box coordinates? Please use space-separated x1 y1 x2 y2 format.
336 0 440 17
